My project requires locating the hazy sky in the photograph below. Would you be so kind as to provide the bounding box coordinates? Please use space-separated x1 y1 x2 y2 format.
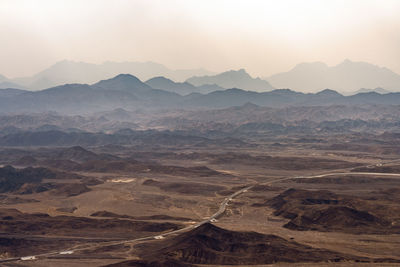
1 0 400 78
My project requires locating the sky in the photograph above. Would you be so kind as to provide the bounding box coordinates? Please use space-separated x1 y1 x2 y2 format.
1 0 400 78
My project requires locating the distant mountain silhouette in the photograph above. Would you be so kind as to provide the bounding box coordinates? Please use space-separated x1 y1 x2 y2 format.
0 74 184 113
315 89 343 97
0 88 28 98
94 74 153 92
146 76 222 95
185 88 312 108
186 69 274 92
12 60 215 90
268 59 400 93
2 74 400 114
0 81 26 90
351 87 390 95
94 74 181 103
4 104 400 141
0 74 9 83
146 76 197 95
197 83 226 92
0 74 26 90
0 129 216 147
186 87 400 108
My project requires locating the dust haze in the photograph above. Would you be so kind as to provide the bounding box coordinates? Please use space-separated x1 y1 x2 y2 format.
1 1 400 267
1 0 400 79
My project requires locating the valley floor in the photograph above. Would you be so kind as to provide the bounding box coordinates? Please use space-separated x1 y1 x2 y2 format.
1 137 400 266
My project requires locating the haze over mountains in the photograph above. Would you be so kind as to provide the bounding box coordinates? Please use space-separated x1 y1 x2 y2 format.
268 59 400 93
3 2 400 265
1 59 400 95
4 60 215 90
2 72 400 115
0 74 25 90
145 76 224 95
186 69 274 92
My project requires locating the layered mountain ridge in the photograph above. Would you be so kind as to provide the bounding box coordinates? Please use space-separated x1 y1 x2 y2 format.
2 73 400 114
268 59 400 92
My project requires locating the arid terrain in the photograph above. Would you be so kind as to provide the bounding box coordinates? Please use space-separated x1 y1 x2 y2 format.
2 0 400 265
1 126 400 266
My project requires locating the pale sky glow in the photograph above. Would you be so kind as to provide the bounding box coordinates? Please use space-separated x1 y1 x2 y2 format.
1 0 399 78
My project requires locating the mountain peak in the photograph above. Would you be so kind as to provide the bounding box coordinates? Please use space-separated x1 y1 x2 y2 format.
94 74 151 92
146 76 174 84
110 73 141 82
316 89 342 97
225 69 250 77
352 87 390 95
186 69 273 92
269 60 400 93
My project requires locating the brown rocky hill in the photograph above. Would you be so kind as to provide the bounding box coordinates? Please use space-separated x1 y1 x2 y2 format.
264 188 400 234
107 223 397 266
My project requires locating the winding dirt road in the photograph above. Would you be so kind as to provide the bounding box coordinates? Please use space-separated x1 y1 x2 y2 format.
2 170 400 263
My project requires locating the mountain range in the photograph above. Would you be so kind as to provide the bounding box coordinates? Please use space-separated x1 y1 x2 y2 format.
145 76 223 95
350 87 390 95
2 73 400 114
2 59 400 94
268 59 400 93
5 60 215 90
3 103 400 146
186 69 274 92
